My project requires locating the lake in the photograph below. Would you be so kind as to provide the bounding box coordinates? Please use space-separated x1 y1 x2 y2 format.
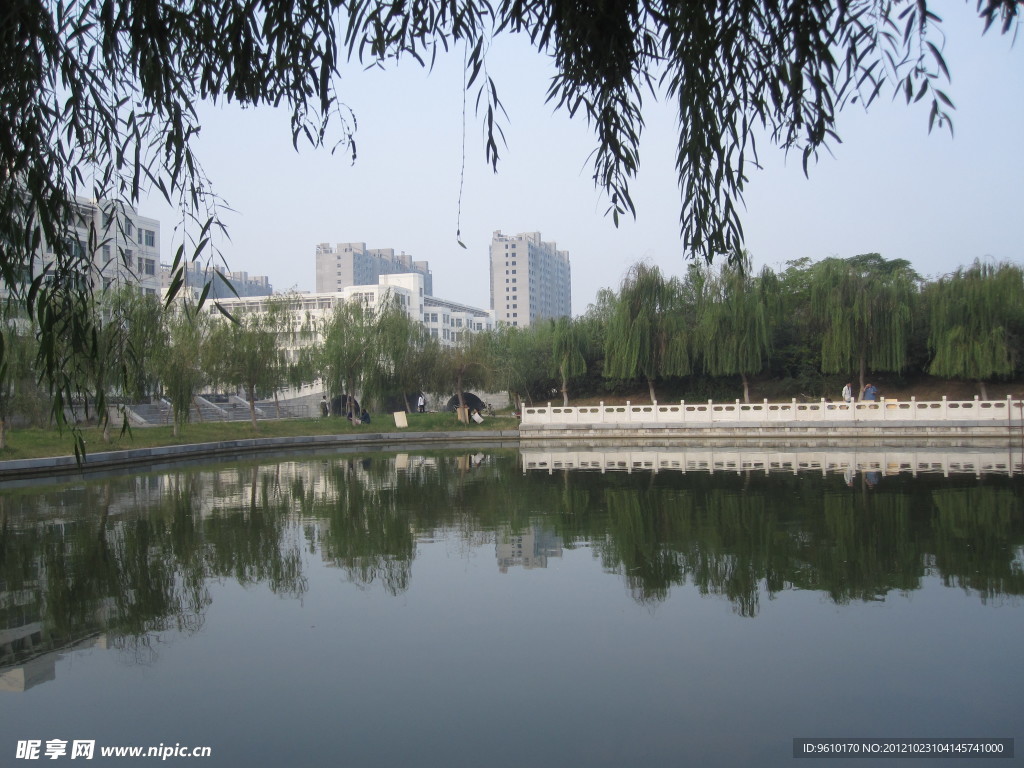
2 444 1022 766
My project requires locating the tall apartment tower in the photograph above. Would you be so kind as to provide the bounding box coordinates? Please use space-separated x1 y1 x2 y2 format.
315 242 433 295
489 231 571 327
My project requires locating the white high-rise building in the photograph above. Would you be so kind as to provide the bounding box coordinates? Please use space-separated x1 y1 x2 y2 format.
489 231 571 326
315 242 433 295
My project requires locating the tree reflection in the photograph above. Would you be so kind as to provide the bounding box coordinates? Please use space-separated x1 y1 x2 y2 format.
2 448 1022 678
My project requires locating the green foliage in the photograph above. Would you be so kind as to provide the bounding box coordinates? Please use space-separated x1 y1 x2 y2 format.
926 260 1024 386
0 306 49 447
696 258 779 402
433 332 491 409
318 295 425 415
809 254 917 390
207 299 293 428
366 297 439 411
480 324 554 406
604 263 692 401
550 316 588 405
157 304 209 436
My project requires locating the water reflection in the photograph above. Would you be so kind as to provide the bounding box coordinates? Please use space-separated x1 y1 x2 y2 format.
497 526 564 572
2 446 1022 691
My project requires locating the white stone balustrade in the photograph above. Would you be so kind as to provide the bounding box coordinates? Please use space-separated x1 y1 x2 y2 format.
521 396 1024 426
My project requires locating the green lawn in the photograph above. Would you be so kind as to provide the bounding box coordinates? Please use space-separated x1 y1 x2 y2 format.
0 412 517 461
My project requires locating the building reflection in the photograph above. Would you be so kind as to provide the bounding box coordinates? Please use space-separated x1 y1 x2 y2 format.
496 526 563 572
0 634 109 693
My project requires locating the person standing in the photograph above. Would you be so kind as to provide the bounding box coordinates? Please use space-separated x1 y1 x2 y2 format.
842 382 853 403
862 382 879 401
320 395 329 417
417 394 425 413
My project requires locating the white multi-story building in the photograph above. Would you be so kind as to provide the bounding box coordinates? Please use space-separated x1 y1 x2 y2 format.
213 273 492 345
27 197 162 297
489 230 571 327
315 242 433 296
207 273 492 400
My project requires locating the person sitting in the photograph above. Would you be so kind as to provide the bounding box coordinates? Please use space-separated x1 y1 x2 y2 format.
360 409 371 424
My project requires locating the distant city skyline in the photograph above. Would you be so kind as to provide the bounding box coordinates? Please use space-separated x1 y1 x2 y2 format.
142 3 1024 315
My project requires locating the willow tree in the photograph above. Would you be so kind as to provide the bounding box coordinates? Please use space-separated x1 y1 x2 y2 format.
320 299 382 419
433 333 490 414
604 263 691 403
366 295 438 412
6 0 1019 444
86 288 165 441
481 324 552 410
809 254 918 395
697 261 780 403
549 317 588 406
926 260 1024 399
0 307 47 450
207 300 290 429
120 291 166 403
157 305 209 437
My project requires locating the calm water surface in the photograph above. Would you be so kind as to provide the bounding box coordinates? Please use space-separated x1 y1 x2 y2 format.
2 445 1022 767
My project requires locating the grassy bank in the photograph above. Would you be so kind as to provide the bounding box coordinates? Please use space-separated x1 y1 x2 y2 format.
0 412 515 462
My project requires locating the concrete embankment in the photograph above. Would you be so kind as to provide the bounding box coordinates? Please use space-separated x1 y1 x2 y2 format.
0 430 521 483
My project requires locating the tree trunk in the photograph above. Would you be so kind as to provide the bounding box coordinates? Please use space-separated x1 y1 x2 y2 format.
858 354 866 397
193 396 204 423
741 372 750 404
560 364 569 406
646 375 657 404
978 380 989 400
0 417 6 450
274 391 281 418
247 384 258 429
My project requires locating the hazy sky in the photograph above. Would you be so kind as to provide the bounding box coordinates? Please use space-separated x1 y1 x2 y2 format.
143 3 1024 315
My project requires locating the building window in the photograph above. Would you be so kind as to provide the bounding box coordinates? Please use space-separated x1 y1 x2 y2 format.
145 230 155 247
144 259 156 276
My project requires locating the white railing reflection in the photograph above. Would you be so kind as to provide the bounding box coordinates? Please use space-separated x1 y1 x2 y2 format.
521 446 1023 477
521 396 1024 426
